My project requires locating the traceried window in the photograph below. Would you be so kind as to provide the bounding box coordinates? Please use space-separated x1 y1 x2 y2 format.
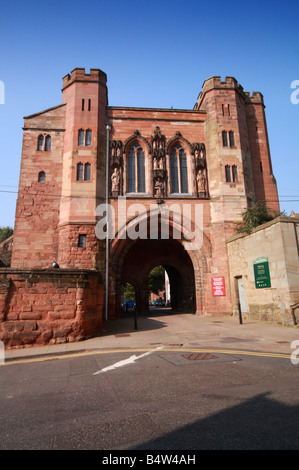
127 143 145 193
170 145 188 194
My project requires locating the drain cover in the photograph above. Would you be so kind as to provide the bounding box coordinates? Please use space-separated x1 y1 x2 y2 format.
182 352 218 361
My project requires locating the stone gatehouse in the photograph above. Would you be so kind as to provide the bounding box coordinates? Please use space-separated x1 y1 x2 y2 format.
0 67 280 347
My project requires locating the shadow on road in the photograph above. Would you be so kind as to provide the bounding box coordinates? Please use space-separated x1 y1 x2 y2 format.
131 392 299 450
101 308 172 337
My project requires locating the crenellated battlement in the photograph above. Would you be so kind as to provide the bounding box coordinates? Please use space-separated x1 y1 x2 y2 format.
243 90 264 104
201 76 242 94
62 67 107 90
195 76 264 108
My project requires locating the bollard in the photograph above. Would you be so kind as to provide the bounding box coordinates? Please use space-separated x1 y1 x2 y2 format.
238 302 243 325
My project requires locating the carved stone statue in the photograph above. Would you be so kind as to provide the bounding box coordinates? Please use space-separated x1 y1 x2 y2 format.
197 169 206 194
154 177 164 198
111 167 120 192
158 156 164 169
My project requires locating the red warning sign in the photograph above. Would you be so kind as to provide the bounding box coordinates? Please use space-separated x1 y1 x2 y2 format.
212 277 226 296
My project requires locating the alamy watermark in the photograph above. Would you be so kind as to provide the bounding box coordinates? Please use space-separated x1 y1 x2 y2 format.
291 340 299 365
0 81 4 105
290 80 299 104
0 340 4 364
95 197 203 251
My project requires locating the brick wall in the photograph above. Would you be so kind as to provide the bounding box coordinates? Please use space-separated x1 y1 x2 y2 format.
0 268 103 349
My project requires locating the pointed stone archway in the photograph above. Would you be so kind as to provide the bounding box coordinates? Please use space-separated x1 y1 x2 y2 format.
108 211 211 319
121 238 196 315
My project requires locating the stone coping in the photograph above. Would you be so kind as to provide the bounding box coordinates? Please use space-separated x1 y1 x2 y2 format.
226 216 299 244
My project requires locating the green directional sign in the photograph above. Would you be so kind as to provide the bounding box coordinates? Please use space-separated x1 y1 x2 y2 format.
253 257 271 288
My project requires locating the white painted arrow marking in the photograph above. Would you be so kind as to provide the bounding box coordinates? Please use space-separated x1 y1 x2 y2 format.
93 347 164 375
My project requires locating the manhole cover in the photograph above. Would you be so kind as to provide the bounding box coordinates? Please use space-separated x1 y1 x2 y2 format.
182 352 218 361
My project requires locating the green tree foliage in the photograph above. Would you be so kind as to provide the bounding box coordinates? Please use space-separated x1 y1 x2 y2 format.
148 265 165 295
0 226 13 243
0 226 13 266
236 198 283 234
121 282 135 301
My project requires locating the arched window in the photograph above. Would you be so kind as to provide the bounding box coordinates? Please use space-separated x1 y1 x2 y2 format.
38 171 46 182
229 131 235 148
225 164 238 183
170 145 188 194
232 165 238 182
78 129 85 146
222 131 228 147
78 234 86 248
85 129 92 146
45 135 51 151
76 162 91 181
170 149 179 193
127 147 135 193
77 162 84 181
127 143 145 193
225 165 231 183
84 163 91 181
38 135 44 151
137 148 145 192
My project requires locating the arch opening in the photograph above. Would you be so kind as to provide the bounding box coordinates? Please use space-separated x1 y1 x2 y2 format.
112 237 197 318
148 265 166 307
121 282 136 312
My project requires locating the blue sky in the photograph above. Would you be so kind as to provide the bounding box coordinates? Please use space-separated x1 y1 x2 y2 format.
1 0 299 228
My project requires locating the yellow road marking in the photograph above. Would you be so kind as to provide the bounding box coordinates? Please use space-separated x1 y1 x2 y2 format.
0 347 292 367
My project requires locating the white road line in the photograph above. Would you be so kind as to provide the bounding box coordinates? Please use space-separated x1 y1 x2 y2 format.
93 346 164 375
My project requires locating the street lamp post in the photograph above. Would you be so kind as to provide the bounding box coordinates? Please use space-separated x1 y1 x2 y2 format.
105 122 112 322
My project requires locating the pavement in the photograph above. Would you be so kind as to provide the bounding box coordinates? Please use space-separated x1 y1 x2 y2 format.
3 308 299 363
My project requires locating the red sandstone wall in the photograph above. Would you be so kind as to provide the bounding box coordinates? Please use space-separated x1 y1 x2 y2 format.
10 70 279 321
57 224 100 269
0 269 103 349
57 68 108 268
246 97 280 212
11 105 66 268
